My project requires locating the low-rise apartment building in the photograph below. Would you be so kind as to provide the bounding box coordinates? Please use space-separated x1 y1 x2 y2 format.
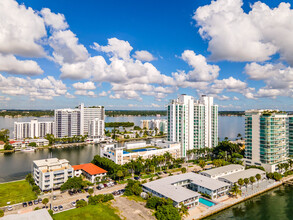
200 164 245 179
100 142 181 165
33 158 73 191
72 163 107 183
142 173 230 208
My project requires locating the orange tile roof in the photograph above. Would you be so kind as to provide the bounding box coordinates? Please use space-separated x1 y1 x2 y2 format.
72 163 107 175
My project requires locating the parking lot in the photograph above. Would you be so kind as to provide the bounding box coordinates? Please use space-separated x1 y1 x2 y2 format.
2 183 126 215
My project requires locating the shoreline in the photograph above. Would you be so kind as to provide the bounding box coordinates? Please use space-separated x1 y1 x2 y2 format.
193 175 293 220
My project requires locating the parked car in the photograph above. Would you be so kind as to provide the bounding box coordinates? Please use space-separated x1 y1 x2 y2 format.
114 181 117 185
58 205 63 211
53 196 57 200
98 184 104 189
71 201 76 207
97 186 102 190
86 195 90 198
81 199 85 202
28 201 33 206
34 200 38 205
42 206 48 209
69 191 74 196
38 198 42 203
78 189 82 193
134 176 140 180
76 199 79 203
7 206 13 211
22 202 27 207
53 206 58 212
103 183 107 187
163 171 168 174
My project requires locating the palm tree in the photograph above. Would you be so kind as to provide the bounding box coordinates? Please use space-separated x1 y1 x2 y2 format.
178 203 189 217
199 160 206 170
237 178 244 189
230 184 242 198
244 178 249 191
116 170 123 182
288 159 293 170
255 174 261 187
250 176 256 190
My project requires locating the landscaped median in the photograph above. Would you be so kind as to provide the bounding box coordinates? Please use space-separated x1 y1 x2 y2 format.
0 180 37 207
53 204 121 220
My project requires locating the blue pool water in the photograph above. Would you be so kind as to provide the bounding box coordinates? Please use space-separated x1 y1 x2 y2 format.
199 198 216 207
131 148 156 152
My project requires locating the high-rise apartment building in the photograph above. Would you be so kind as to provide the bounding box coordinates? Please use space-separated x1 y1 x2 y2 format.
88 118 105 138
244 110 289 172
167 94 218 157
288 115 293 156
79 104 105 135
14 119 54 140
54 108 81 138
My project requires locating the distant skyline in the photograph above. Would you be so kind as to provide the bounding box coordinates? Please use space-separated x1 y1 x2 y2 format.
0 0 292 110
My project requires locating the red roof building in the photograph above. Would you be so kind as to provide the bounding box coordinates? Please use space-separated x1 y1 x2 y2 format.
72 163 107 183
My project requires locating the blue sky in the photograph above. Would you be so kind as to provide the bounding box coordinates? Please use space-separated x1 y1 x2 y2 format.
0 0 292 110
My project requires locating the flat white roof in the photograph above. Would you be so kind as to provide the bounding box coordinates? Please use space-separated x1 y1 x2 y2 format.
219 168 266 183
200 164 244 177
143 172 229 203
2 209 52 220
33 158 69 167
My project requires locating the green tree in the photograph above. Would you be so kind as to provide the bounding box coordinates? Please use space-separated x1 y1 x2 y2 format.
0 209 4 217
155 205 181 220
60 176 83 191
181 167 187 174
42 198 49 207
88 188 94 195
199 160 206 169
244 178 249 191
124 180 142 196
76 200 87 208
178 203 189 217
4 144 13 150
237 178 244 189
0 129 9 142
255 174 261 187
116 170 124 182
48 210 53 217
28 142 37 147
230 183 242 198
250 176 256 189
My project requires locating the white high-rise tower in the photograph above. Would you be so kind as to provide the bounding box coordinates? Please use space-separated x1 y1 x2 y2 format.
167 94 218 157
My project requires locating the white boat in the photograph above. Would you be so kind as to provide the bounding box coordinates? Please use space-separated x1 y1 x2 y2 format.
21 148 35 152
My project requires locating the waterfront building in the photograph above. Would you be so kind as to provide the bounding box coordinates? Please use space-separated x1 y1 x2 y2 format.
100 142 181 165
0 141 4 150
140 119 167 134
289 115 293 156
218 168 266 185
33 158 73 191
200 164 245 179
140 120 150 129
125 141 146 149
54 108 81 138
14 119 54 140
167 94 218 157
79 103 105 135
72 163 107 183
244 110 289 172
142 173 230 208
88 118 105 138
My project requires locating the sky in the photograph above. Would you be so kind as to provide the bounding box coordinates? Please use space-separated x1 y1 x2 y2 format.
0 0 292 110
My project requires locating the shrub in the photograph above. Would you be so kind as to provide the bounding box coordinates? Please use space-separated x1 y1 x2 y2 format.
34 207 40 211
48 210 53 217
155 205 181 220
76 200 87 208
124 180 142 196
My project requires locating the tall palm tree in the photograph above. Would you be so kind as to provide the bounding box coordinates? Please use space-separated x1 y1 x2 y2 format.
250 176 256 190
244 178 249 191
255 174 261 187
230 184 242 198
237 178 244 189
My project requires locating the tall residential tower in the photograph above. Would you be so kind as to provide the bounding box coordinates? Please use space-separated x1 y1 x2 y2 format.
244 110 289 172
167 94 218 157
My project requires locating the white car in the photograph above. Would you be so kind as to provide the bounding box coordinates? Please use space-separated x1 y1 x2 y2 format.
7 206 13 211
71 201 76 207
53 206 58 212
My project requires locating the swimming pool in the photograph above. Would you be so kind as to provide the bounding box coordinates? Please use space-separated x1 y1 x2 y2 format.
199 198 216 207
131 148 156 152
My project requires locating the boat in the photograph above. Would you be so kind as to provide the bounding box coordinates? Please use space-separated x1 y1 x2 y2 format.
21 148 35 152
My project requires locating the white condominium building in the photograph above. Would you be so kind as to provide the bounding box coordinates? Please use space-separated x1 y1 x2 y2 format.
54 108 81 138
140 119 167 133
167 94 218 157
88 118 105 138
14 119 54 140
33 158 73 191
244 109 289 172
79 104 105 135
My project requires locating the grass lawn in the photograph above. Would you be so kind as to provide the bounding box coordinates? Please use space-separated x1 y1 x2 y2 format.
53 204 121 220
0 180 37 207
124 195 146 203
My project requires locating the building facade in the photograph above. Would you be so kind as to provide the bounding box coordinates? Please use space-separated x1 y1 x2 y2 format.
14 119 54 140
167 94 218 157
244 110 289 172
33 158 73 191
88 118 105 138
73 163 107 183
289 115 293 156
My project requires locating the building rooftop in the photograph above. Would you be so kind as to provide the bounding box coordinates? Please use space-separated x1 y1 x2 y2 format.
143 172 229 203
219 168 266 183
0 141 5 145
2 209 52 220
33 158 69 167
72 163 107 175
200 164 244 177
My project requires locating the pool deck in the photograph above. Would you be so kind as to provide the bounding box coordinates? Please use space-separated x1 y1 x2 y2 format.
185 181 283 220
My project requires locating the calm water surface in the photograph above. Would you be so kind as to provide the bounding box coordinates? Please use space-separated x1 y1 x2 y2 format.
205 186 293 220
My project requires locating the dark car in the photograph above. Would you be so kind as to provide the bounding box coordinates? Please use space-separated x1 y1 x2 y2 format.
97 186 102 190
163 171 168 174
42 206 48 209
86 195 90 198
76 199 79 203
134 176 140 180
81 199 85 202
114 181 117 185
38 198 42 203
84 188 89 192
103 184 107 187
69 191 74 196
58 205 63 211
78 189 82 193
28 201 33 206
22 202 27 207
